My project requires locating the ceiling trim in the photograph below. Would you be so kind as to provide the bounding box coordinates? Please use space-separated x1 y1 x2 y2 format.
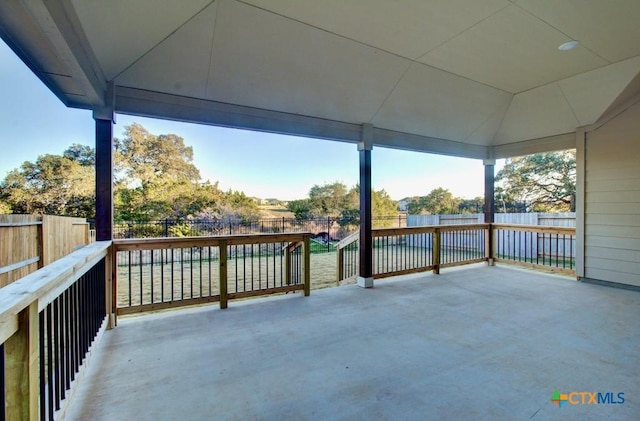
491 132 576 159
586 83 640 133
373 128 488 159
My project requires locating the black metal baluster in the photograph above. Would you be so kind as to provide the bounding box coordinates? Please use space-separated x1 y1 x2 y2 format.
38 312 45 421
150 250 154 304
46 304 54 421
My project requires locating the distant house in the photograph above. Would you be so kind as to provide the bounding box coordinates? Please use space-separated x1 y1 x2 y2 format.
398 196 423 212
264 198 281 206
251 197 263 205
397 197 412 212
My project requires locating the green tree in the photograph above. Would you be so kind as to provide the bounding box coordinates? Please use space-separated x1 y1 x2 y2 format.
307 182 351 216
458 197 484 214
339 185 398 226
0 124 263 223
63 143 96 166
1 152 95 216
496 150 576 212
0 199 11 214
115 123 200 190
291 182 398 226
372 189 398 218
220 190 260 222
114 123 204 220
287 199 313 220
407 188 460 215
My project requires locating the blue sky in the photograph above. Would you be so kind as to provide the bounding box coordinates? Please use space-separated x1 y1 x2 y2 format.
0 39 494 201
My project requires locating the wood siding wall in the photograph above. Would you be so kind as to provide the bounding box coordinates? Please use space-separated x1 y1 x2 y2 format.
585 102 640 287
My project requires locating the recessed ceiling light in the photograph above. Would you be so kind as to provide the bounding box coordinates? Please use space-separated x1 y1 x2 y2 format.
558 40 580 51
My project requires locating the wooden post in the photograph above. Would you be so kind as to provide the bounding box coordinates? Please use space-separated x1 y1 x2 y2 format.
106 245 116 328
84 223 90 245
336 247 344 285
285 243 292 286
303 236 311 296
484 225 495 266
5 302 39 421
219 240 228 309
432 228 440 274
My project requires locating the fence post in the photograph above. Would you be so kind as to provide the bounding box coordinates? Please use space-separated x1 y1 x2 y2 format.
432 228 440 274
164 219 169 237
303 236 311 296
285 243 291 286
327 217 331 252
36 218 44 270
4 302 39 421
219 240 228 309
84 223 90 245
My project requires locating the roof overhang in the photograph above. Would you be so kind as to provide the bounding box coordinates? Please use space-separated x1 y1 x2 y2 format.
3 0 640 159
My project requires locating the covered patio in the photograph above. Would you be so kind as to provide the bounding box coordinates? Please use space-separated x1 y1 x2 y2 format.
64 265 638 420
1 1 640 419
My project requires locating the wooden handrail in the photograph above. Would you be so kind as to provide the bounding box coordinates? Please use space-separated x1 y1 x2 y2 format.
0 241 111 343
113 233 312 314
491 223 575 235
113 232 312 251
336 224 493 251
334 223 576 283
0 241 112 420
0 221 43 227
335 231 359 249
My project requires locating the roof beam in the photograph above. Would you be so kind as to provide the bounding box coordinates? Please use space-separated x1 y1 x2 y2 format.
20 0 106 106
373 128 488 159
115 86 362 143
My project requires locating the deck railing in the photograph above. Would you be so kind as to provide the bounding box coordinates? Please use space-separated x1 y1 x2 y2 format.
492 224 576 274
336 223 576 283
113 233 311 316
337 224 491 283
0 241 111 420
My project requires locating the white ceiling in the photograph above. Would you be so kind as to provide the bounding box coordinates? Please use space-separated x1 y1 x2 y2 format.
3 0 640 158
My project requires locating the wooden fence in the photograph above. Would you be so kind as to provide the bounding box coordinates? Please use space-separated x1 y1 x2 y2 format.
0 215 92 287
408 212 576 227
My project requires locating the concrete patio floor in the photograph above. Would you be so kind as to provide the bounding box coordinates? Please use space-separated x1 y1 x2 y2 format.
64 265 639 420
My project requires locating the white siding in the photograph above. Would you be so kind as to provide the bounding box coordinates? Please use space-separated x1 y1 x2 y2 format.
585 101 640 287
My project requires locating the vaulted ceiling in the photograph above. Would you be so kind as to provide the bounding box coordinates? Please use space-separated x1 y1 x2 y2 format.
2 0 640 159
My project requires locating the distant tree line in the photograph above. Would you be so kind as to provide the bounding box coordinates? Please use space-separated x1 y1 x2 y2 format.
405 188 483 215
0 123 576 221
0 123 259 222
286 181 398 227
405 150 575 214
